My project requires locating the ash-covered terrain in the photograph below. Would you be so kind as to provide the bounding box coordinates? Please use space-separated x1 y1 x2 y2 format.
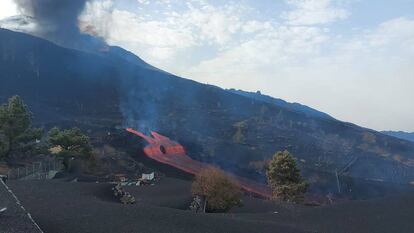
0 179 42 233
6 178 414 233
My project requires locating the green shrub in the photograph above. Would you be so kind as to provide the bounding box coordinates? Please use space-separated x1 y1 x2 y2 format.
192 167 242 212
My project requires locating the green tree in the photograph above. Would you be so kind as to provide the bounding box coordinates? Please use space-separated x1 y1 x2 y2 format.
192 167 242 212
0 96 41 159
47 127 92 169
266 150 308 203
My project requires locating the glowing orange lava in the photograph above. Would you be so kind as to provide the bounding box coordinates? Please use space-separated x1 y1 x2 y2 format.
127 128 272 198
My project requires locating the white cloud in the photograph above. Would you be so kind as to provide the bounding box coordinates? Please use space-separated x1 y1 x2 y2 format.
179 3 246 45
79 0 248 66
79 0 347 69
0 15 37 33
282 0 349 25
190 25 328 70
80 0 198 65
109 10 197 48
183 24 330 90
321 17 414 68
0 0 18 20
137 0 150 5
366 17 414 52
242 20 272 34
184 16 414 131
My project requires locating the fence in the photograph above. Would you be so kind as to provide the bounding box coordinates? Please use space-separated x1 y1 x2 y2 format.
7 160 63 180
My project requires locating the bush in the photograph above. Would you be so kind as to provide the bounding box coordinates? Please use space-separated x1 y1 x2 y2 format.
266 150 308 203
191 167 242 212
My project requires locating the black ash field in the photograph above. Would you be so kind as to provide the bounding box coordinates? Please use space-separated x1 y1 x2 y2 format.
8 177 414 233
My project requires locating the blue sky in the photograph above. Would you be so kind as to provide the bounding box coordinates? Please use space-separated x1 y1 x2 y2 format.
1 0 414 131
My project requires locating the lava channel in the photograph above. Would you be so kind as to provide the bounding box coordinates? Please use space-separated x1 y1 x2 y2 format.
127 128 272 199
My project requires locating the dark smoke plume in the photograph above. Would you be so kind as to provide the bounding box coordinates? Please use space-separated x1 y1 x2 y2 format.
13 0 105 50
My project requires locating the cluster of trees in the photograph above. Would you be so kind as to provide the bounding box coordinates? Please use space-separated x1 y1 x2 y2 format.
0 96 92 169
191 150 308 212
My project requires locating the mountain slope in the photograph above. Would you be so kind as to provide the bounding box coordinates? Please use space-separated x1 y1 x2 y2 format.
382 131 414 142
0 15 157 71
1 29 414 195
228 89 334 120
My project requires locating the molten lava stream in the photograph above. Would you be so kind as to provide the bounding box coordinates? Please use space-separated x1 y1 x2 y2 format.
127 128 272 198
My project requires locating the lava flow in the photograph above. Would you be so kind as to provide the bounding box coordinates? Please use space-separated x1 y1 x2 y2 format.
126 128 272 199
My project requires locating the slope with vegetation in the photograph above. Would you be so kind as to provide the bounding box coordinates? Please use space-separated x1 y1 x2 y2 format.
228 89 333 120
382 131 414 142
0 28 414 197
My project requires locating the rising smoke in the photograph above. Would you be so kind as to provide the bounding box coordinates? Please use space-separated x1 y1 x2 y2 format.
10 0 160 130
13 0 106 50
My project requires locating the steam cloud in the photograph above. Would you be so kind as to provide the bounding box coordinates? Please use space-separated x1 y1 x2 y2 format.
13 0 105 50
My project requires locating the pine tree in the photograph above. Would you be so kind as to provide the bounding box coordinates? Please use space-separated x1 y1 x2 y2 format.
266 150 308 203
0 96 41 159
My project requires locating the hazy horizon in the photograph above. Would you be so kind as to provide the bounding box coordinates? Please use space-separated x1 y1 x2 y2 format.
1 0 413 132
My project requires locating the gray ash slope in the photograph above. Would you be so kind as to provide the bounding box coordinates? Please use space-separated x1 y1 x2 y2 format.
8 179 414 233
1 28 414 194
8 179 308 233
0 179 43 233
